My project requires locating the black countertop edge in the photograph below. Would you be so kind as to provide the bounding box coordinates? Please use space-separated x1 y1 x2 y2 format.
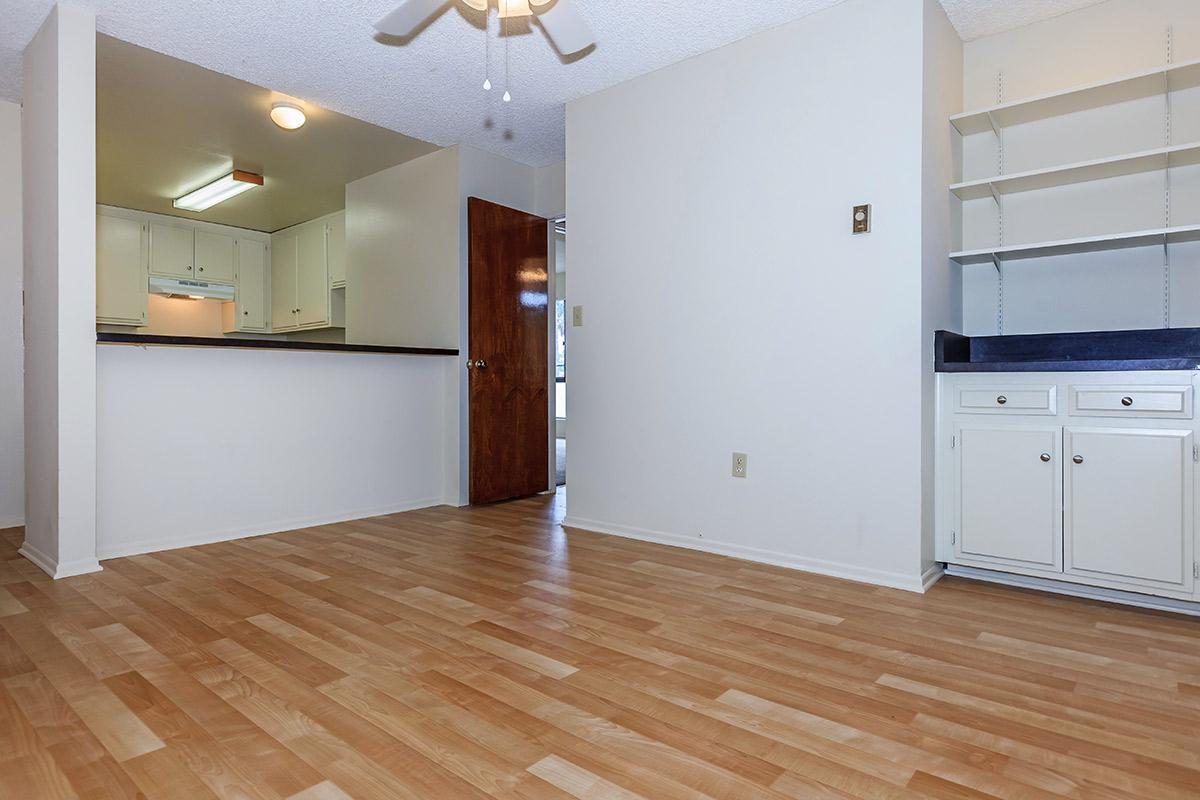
97 333 459 357
936 328 1200 373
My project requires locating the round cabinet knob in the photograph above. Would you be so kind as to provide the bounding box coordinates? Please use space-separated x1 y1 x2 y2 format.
1040 453 1051 462
198 266 205 273
1073 455 1084 464
187 265 193 271
996 396 1007 405
243 310 249 316
1121 396 1134 407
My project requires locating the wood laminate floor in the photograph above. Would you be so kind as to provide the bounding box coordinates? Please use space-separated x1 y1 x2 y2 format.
1 491 1199 799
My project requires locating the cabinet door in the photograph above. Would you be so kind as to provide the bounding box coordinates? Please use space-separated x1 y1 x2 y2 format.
96 214 148 326
194 230 236 283
956 425 1062 570
296 222 329 328
236 240 268 331
1065 428 1194 593
271 233 298 331
327 212 346 288
149 222 195 278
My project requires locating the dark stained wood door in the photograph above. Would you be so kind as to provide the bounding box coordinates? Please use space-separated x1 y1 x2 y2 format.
468 197 550 505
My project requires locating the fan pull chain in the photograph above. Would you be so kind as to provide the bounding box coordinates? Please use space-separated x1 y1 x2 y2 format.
503 0 512 102
482 2 491 91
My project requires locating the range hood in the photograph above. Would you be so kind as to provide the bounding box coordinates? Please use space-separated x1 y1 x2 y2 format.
149 276 235 302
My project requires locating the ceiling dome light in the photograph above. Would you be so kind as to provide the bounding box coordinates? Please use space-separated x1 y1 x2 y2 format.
270 102 306 130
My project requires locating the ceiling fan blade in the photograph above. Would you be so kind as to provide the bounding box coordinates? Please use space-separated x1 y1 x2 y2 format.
374 0 448 37
535 0 595 54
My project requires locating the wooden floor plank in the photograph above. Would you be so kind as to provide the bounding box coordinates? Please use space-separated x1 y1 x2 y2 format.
0 490 1197 798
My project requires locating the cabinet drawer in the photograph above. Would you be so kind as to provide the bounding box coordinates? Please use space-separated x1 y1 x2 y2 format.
956 386 1056 416
1068 385 1193 419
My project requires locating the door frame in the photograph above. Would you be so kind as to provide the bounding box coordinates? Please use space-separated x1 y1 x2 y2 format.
547 216 565 492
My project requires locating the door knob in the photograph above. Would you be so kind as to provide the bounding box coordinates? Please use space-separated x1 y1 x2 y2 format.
1073 455 1084 464
1040 453 1051 462
475 359 488 369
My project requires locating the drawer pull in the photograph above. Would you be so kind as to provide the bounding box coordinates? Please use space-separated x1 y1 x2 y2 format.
1121 396 1133 406
1040 453 1051 462
996 396 1007 405
1073 455 1084 465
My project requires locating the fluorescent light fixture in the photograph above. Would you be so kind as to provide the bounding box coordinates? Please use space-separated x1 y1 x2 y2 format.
270 102 307 130
173 170 263 212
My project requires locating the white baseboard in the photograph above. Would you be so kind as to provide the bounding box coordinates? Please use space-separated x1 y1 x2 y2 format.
921 563 945 591
97 497 445 561
562 515 930 593
18 541 103 579
945 564 1200 617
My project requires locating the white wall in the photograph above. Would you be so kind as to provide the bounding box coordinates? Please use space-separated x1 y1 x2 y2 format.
20 4 99 578
535 161 566 219
960 0 1200 335
96 345 453 558
565 0 937 591
921 0 963 571
346 147 460 350
0 100 22 528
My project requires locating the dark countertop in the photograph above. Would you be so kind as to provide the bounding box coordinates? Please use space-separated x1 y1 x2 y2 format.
97 332 459 357
935 328 1200 372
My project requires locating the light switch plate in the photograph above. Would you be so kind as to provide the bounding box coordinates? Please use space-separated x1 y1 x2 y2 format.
852 204 870 234
572 305 584 327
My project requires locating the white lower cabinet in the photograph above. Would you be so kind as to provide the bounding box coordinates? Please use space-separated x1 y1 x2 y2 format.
956 426 1062 570
939 372 1199 604
1064 428 1194 594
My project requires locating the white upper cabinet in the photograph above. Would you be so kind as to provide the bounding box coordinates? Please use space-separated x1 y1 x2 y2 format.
271 232 299 331
296 223 329 328
956 425 1063 571
270 213 342 332
96 213 148 326
328 211 346 289
149 221 195 278
223 239 268 333
1064 427 1194 594
194 230 236 283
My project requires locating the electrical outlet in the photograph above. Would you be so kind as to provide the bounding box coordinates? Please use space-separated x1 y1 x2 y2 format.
852 204 870 234
572 305 584 327
731 452 748 478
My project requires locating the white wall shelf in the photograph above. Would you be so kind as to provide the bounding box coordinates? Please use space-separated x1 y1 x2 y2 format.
950 142 1200 201
950 224 1200 267
951 57 1200 136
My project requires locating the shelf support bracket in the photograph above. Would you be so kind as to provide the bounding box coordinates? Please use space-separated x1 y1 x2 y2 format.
1163 234 1171 329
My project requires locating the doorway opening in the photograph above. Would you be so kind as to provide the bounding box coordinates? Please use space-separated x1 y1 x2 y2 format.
553 218 567 487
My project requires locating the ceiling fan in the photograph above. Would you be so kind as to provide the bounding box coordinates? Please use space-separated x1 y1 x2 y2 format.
375 0 596 55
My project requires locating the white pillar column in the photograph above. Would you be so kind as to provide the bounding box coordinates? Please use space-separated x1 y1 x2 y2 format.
20 2 99 578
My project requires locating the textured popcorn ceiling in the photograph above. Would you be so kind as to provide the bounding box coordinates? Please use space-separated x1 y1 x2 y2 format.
938 0 1108 42
1 0 1109 166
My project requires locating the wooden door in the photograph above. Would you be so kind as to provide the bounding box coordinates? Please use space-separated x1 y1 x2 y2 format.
1065 427 1194 592
195 231 236 282
296 222 329 328
468 197 550 505
956 425 1063 571
271 233 298 331
149 222 194 278
236 240 267 331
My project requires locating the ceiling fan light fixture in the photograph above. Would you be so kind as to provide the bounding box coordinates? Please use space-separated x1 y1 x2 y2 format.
270 102 307 130
497 0 532 18
461 0 487 9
